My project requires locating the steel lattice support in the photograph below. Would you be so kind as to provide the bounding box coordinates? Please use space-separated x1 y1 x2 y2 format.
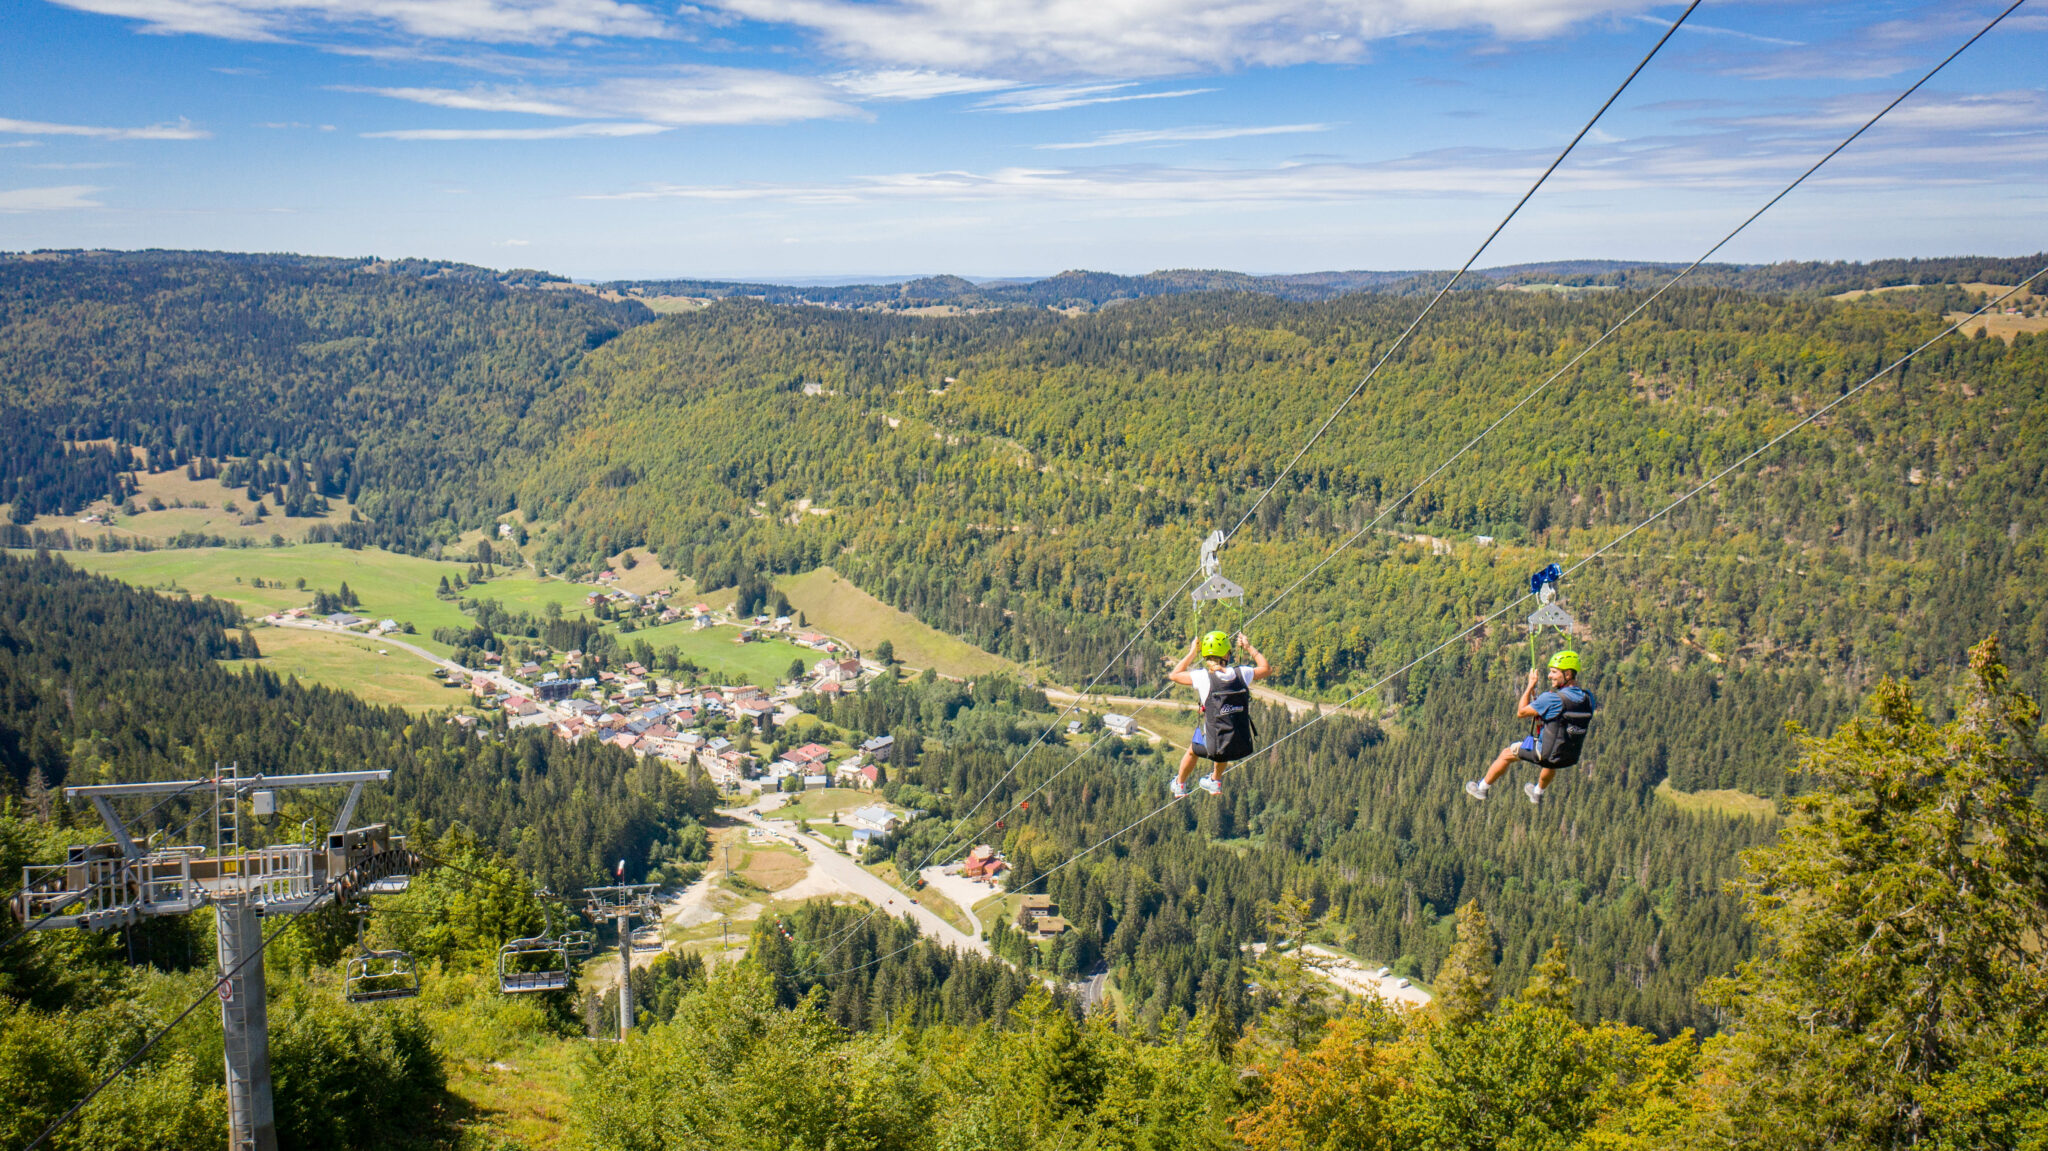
215 892 277 1151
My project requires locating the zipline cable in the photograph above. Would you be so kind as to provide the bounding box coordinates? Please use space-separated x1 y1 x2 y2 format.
914 0 2034 876
1217 0 1704 547
800 1 1702 970
1019 271 2047 895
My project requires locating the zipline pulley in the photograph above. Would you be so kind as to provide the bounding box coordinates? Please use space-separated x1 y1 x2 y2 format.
1524 563 1575 669
1189 530 1245 605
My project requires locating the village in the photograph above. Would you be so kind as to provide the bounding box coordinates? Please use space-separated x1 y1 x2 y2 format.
255 563 1431 1011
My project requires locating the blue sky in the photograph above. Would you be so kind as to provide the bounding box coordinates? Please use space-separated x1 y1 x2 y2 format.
2 0 2043 279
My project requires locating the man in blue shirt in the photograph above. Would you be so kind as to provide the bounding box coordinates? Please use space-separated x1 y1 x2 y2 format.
1465 650 1596 806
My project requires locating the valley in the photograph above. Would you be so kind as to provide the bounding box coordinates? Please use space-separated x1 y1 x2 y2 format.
3 250 2044 1150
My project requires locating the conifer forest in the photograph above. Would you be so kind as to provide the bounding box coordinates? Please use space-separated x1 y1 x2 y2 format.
2 250 2045 1149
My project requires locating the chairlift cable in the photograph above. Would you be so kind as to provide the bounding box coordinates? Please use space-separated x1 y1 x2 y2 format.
21 851 412 1151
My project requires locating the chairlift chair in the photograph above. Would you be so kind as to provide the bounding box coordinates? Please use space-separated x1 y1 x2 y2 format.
344 917 421 1004
497 903 573 994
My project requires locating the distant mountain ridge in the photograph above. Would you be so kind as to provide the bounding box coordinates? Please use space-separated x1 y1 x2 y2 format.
10 248 2039 312
602 253 2048 310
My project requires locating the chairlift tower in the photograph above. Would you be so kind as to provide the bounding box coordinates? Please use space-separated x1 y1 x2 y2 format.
8 766 418 1151
584 883 660 1040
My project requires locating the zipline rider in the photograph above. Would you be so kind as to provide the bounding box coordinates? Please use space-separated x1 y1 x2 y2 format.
1465 650 1595 806
1168 630 1271 798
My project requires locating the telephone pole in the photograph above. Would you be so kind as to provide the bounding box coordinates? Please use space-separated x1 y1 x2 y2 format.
10 766 417 1151
583 884 659 1040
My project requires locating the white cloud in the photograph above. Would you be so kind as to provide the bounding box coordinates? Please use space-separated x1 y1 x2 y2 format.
46 0 669 44
0 115 208 140
0 185 105 211
581 115 2048 207
1036 122 1332 149
829 69 1018 101
365 121 670 139
976 83 1217 114
706 0 1661 76
1636 14 1799 47
1727 89 2048 135
355 67 860 128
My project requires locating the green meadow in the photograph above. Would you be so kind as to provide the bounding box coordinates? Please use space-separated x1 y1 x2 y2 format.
58 543 598 657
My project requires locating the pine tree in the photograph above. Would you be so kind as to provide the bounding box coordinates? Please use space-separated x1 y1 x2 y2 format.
1433 901 1496 1028
25 766 51 823
1698 638 2048 1148
1521 936 1578 1013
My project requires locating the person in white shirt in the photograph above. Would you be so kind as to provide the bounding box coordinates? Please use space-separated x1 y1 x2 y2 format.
1167 630 1271 797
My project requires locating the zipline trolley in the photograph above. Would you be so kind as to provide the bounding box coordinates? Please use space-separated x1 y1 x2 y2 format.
1524 563 1576 667
1189 530 1246 606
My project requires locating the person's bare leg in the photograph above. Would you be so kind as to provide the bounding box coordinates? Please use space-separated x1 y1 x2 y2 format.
1480 746 1518 787
1210 761 1228 785
1176 748 1200 788
1537 767 1556 791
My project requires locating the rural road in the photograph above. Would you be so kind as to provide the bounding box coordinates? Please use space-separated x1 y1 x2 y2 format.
721 808 988 957
1042 683 1371 723
267 617 561 714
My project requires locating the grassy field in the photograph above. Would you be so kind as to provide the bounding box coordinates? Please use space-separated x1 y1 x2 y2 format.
776 788 879 823
27 467 360 546
717 841 811 895
223 626 470 713
621 619 817 688
1654 779 1777 820
57 543 598 655
602 548 695 598
776 567 1013 679
973 892 1021 936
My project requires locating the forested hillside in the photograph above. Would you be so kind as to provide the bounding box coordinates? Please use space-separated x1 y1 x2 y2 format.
5 251 2045 1030
525 284 2048 713
0 551 711 898
0 251 647 547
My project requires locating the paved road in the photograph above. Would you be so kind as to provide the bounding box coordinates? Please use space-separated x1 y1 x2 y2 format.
720 808 988 956
268 618 561 716
1042 683 1370 724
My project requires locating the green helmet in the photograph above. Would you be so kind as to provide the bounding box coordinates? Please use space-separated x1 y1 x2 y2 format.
1198 631 1233 659
1549 650 1581 672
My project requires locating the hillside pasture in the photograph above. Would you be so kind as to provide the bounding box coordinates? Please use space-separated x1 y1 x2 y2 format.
776 566 1013 679
617 619 815 688
57 543 599 656
223 625 467 713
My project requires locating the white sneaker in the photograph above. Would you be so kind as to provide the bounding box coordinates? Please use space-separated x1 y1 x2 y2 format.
1170 778 1190 799
1463 781 1489 801
1197 776 1221 796
1524 783 1544 805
